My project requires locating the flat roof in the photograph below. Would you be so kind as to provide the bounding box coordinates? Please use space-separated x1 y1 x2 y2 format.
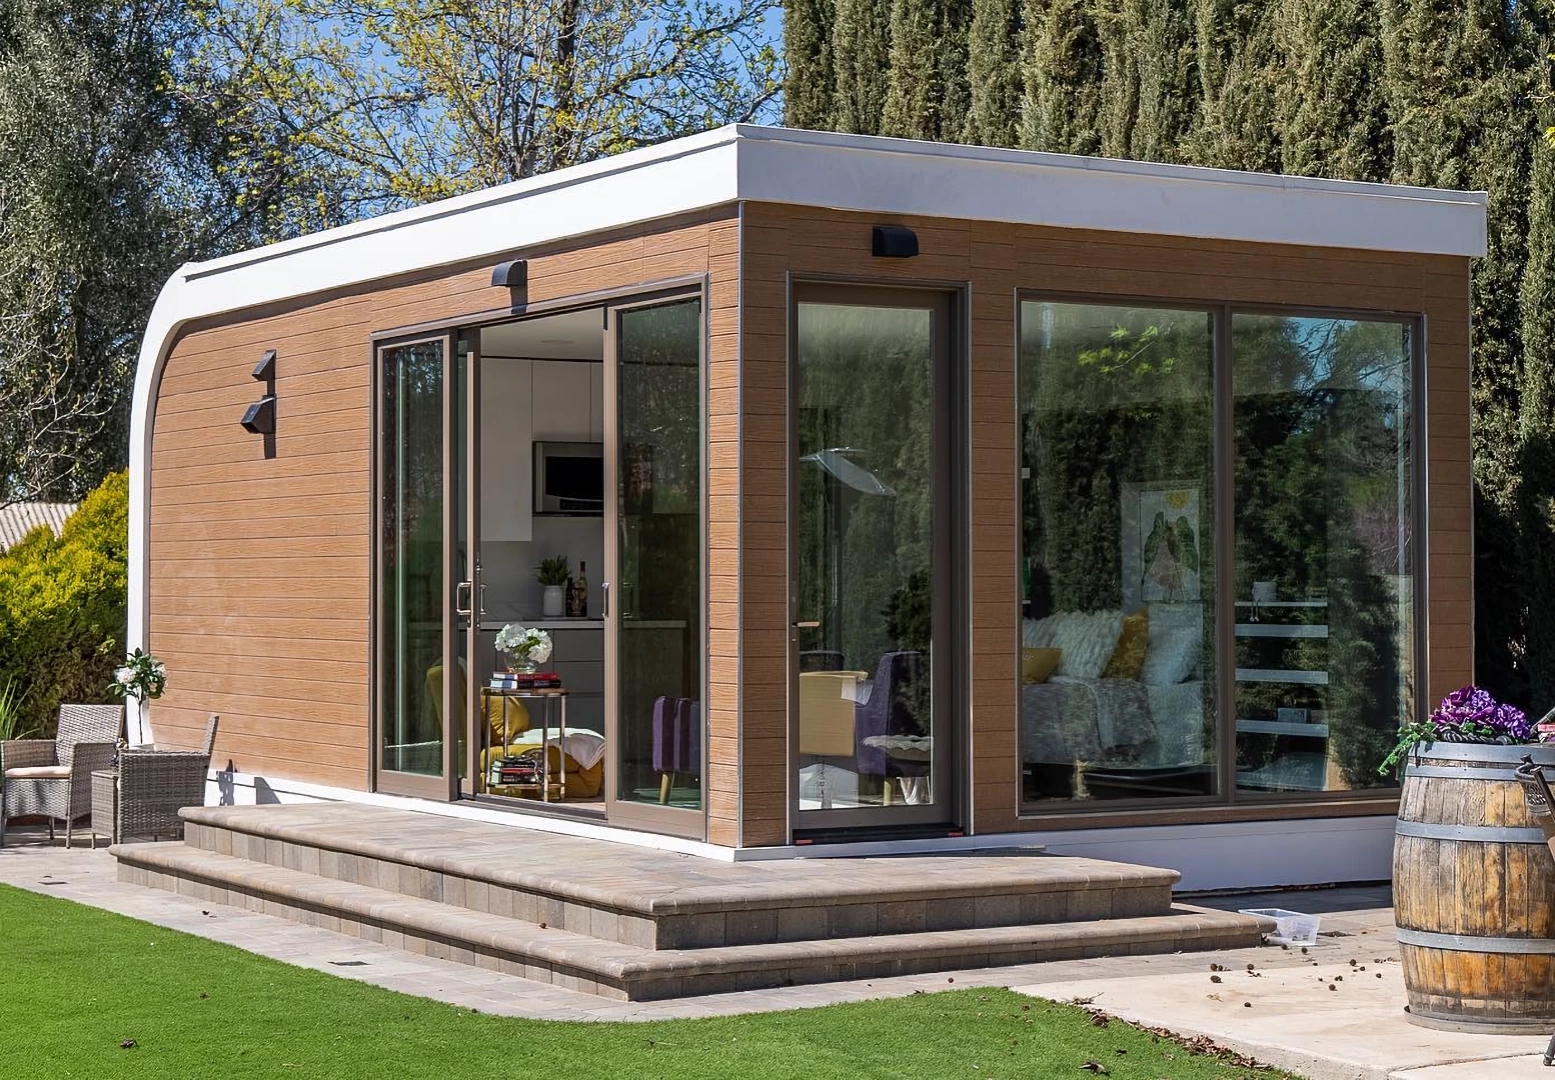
175 124 1485 325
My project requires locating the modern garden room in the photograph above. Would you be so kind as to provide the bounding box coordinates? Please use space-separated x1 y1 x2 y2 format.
128 124 1485 889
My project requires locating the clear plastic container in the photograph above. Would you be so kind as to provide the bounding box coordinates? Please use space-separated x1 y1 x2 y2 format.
1239 907 1321 945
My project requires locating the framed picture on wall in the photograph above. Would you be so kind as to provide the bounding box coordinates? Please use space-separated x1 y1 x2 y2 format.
1121 481 1203 610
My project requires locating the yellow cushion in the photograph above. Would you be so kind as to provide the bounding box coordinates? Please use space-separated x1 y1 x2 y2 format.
481 692 531 745
1102 608 1150 680
1021 647 1062 685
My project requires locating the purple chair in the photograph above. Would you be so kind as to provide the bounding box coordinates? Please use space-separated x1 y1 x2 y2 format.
855 651 931 800
652 696 701 804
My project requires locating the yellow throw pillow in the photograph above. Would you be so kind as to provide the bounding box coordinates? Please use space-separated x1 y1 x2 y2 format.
1102 607 1150 680
1022 647 1063 685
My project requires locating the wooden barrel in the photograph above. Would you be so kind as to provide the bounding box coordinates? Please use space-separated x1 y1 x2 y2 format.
1394 742 1555 1032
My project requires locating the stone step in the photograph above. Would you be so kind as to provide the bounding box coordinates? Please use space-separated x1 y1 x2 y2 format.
115 841 1270 1001
178 804 1180 949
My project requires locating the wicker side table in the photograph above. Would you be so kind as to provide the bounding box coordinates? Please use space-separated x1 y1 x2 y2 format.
90 768 118 848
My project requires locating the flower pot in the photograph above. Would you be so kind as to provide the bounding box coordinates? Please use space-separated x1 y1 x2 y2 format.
1395 740 1555 1031
542 585 566 618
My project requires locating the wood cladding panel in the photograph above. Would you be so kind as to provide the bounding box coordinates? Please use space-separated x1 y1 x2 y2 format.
737 201 1473 844
149 208 738 811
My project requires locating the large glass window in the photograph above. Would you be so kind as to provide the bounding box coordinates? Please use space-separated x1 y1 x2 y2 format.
1017 299 1417 811
1232 315 1413 794
1018 302 1218 803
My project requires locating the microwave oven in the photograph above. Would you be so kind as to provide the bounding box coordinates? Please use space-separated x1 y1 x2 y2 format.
533 441 603 514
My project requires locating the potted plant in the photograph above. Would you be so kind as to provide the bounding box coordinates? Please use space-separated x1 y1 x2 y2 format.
1380 684 1535 776
535 556 570 618
107 648 168 744
494 624 553 673
541 556 578 615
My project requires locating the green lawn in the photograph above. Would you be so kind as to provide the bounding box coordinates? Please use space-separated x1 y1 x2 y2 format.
0 884 1293 1080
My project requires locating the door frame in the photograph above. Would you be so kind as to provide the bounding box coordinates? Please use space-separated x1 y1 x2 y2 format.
370 330 461 801
601 288 709 839
787 280 970 834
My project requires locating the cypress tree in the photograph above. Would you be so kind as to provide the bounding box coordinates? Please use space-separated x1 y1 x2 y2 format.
937 0 975 141
882 0 941 138
1128 0 1196 162
831 0 891 134
1272 0 1387 179
784 0 836 129
1018 0 1104 154
1379 0 1538 701
964 0 1023 146
1517 120 1555 708
1179 0 1281 171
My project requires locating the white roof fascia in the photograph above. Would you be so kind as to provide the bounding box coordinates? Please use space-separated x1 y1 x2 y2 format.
731 126 1488 259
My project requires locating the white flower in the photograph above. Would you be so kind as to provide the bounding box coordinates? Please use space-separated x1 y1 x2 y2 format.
528 636 553 664
153 663 166 677
115 668 133 686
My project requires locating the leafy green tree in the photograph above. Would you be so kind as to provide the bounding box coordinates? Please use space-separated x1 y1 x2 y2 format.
1272 0 1386 179
194 0 782 216
883 0 941 138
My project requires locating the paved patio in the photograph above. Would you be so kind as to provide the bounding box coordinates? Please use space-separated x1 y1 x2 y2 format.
4 828 1555 1078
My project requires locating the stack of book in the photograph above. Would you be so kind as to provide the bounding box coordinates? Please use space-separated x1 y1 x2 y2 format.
488 754 543 788
488 670 563 690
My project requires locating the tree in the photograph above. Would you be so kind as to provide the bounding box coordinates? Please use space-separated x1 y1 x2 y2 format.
831 0 891 134
784 0 835 128
882 0 941 138
193 0 782 217
963 0 1022 146
1272 0 1387 179
1018 0 1104 154
0 0 196 505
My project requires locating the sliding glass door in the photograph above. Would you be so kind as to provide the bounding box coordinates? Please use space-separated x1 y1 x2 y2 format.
375 333 459 799
603 296 705 835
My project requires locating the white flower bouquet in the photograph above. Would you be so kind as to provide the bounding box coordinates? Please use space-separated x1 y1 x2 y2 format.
108 648 168 702
494 624 553 670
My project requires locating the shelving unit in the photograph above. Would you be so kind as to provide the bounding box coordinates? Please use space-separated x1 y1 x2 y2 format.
1234 599 1331 791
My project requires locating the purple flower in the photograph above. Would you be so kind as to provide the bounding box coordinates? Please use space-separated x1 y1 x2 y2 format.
1430 685 1531 740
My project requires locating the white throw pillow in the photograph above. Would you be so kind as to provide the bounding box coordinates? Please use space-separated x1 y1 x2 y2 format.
1022 610 1123 680
1140 626 1201 685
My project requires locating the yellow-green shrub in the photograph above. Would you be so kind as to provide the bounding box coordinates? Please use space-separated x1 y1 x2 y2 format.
0 472 128 737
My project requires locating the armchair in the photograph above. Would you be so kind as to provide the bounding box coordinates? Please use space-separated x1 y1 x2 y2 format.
0 703 123 848
855 651 931 804
94 713 218 846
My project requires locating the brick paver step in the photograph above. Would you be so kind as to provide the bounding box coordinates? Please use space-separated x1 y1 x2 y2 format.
115 841 1270 1001
175 803 1178 948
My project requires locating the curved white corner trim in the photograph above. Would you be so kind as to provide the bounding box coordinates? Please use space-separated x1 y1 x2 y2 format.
127 125 1490 748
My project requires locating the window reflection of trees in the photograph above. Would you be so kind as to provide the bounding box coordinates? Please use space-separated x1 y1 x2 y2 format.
797 304 934 694
1234 316 1412 791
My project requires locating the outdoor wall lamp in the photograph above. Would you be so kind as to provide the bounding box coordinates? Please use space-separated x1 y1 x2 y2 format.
242 349 277 457
493 259 528 310
871 225 919 258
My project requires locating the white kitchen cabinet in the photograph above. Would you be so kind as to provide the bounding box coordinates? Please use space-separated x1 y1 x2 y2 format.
479 359 533 541
530 360 593 443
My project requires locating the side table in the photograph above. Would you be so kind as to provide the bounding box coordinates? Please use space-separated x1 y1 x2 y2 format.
90 768 118 849
482 687 569 802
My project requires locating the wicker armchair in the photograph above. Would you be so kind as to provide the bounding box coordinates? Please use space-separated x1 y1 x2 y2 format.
0 703 124 848
95 713 218 846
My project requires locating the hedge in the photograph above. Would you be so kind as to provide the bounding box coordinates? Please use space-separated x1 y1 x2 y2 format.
0 472 128 738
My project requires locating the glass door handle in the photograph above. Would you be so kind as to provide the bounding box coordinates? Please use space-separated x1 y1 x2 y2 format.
602 582 609 618
455 581 473 617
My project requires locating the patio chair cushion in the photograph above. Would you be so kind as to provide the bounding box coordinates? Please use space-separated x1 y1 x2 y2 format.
4 765 70 780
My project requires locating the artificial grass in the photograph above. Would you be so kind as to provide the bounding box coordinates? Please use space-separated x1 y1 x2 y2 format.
0 884 1293 1080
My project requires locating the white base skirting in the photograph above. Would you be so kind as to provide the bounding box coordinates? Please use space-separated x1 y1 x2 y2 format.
204 768 1393 890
